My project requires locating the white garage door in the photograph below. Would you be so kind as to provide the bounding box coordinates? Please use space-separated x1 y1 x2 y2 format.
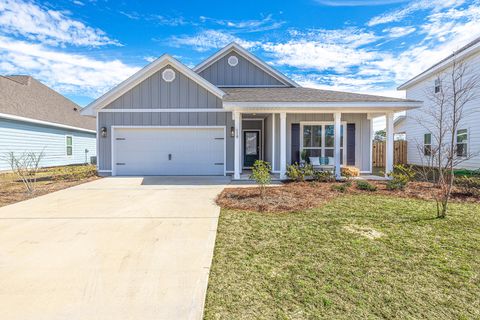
113 127 225 176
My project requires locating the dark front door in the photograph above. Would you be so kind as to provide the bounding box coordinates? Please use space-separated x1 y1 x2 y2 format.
244 131 260 167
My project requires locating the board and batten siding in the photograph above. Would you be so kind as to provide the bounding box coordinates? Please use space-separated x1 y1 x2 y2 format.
284 113 371 172
105 65 223 110
198 52 287 87
0 118 96 171
98 111 234 172
403 51 480 169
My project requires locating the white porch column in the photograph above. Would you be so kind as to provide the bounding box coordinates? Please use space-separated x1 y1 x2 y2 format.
334 112 342 179
279 112 287 179
271 113 276 171
385 112 394 177
234 111 242 179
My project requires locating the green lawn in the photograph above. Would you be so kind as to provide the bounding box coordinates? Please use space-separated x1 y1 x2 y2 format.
204 195 480 320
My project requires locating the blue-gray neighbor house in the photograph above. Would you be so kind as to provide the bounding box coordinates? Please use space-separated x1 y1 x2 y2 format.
0 75 96 171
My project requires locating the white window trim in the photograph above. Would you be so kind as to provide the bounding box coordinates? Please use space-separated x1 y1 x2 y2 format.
300 121 347 165
424 133 432 157
456 128 468 158
66 135 73 157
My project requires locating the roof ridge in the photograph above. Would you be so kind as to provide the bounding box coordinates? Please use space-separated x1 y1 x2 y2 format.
1 75 31 86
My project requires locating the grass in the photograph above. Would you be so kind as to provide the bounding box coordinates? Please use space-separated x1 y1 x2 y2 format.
0 164 98 207
204 195 480 319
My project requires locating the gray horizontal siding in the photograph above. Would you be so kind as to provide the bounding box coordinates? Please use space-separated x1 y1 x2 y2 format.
0 118 96 171
105 65 222 109
198 52 287 87
98 112 234 172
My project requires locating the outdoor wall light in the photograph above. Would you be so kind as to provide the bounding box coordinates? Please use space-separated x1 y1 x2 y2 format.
230 126 235 137
101 127 107 138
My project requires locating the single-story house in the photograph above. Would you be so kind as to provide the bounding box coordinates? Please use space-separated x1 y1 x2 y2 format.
0 75 96 171
397 36 480 169
81 43 421 179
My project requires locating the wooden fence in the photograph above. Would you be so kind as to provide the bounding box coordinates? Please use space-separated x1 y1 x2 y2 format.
372 140 407 167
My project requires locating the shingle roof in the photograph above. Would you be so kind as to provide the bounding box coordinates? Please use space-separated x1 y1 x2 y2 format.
222 87 418 103
0 76 95 131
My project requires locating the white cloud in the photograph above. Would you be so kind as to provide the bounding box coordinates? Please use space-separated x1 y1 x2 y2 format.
0 0 119 47
0 36 139 98
199 14 285 33
119 11 188 26
382 26 416 37
169 30 260 52
261 29 379 73
367 0 466 26
144 56 157 63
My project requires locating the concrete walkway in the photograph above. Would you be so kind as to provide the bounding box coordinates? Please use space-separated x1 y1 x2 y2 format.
0 176 230 320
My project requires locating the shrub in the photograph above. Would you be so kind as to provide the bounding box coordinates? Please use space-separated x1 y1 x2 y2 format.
455 176 480 196
249 160 272 200
341 166 360 179
286 163 314 182
53 165 97 181
386 164 416 190
356 180 377 191
454 169 480 177
331 183 349 193
313 170 335 182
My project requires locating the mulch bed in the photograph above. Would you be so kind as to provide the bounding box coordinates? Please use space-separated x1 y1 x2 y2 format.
0 176 99 208
216 180 480 213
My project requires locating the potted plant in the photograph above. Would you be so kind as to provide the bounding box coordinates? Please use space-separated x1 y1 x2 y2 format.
300 149 308 165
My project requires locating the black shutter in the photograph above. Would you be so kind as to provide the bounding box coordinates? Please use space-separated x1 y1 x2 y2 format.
291 123 300 164
347 123 355 166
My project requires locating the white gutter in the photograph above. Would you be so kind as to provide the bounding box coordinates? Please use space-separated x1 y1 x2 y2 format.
223 101 422 111
0 112 96 134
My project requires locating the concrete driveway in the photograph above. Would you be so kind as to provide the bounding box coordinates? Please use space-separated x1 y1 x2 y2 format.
0 176 230 320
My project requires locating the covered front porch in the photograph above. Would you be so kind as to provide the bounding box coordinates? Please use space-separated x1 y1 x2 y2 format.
230 111 398 181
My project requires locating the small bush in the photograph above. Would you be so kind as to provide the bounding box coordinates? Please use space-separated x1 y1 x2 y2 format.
313 170 335 182
386 164 416 190
356 180 377 191
286 163 314 182
455 176 480 196
341 166 360 179
331 183 349 193
249 160 272 202
454 169 480 177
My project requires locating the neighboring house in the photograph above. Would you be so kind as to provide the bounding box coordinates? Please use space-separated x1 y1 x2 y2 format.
393 115 406 140
0 76 96 171
81 43 420 179
398 37 480 170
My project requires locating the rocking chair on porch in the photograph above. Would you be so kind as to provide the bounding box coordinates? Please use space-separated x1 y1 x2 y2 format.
309 157 335 172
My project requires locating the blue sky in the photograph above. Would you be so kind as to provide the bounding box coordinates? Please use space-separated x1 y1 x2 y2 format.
0 0 479 111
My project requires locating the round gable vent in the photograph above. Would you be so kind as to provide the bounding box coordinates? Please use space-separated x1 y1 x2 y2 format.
228 55 238 67
162 68 176 82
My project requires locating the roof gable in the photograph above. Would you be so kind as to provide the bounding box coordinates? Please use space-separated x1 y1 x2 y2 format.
81 55 225 116
193 43 298 88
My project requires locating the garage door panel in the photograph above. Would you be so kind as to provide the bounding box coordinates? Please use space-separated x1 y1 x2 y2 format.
114 128 224 176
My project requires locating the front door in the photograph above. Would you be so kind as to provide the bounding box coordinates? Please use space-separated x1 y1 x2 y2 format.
243 131 260 167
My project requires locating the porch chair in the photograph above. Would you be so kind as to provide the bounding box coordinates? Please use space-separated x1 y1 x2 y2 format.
309 157 335 172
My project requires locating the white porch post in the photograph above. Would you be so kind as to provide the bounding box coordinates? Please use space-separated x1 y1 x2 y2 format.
279 112 287 179
234 111 242 179
334 112 342 179
385 112 394 177
271 113 276 172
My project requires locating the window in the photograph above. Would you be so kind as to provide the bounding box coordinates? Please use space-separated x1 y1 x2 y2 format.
456 129 468 157
301 123 345 164
424 133 432 156
66 136 73 156
434 78 441 93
